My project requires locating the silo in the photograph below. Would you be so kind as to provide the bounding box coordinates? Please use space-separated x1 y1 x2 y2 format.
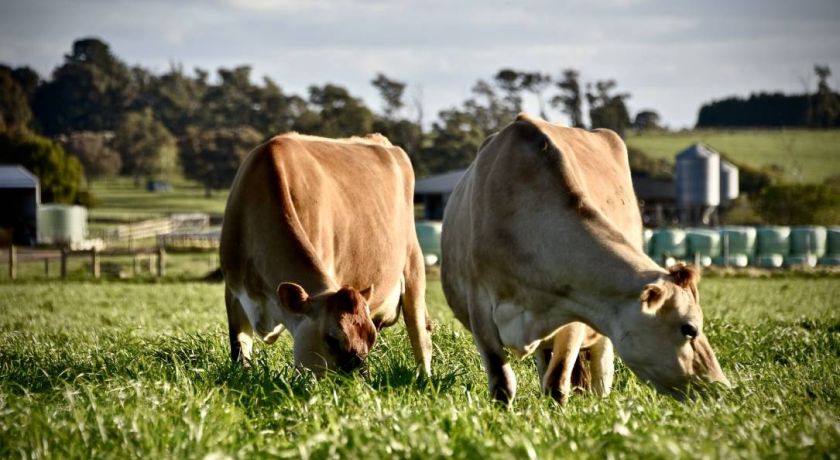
719 160 739 206
37 204 88 247
675 144 720 225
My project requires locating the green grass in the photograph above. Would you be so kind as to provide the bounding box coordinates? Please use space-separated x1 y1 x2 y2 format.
625 129 840 183
1 277 838 458
88 178 229 222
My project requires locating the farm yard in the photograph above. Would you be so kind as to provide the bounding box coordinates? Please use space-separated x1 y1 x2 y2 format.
1 276 838 458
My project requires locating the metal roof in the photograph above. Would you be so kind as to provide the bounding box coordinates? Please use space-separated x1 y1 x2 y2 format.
414 169 467 195
675 143 719 160
0 165 39 189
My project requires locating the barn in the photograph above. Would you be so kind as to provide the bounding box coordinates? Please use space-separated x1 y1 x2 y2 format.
0 165 40 246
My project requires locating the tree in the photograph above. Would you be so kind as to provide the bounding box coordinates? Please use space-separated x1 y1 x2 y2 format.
371 73 406 119
180 126 263 196
140 65 208 136
293 84 374 138
32 38 137 135
551 69 584 128
755 184 840 225
463 80 516 133
419 109 486 175
0 131 89 204
493 69 524 113
813 65 840 128
112 108 178 182
60 131 121 178
519 72 552 120
633 110 662 131
586 80 631 136
0 67 32 133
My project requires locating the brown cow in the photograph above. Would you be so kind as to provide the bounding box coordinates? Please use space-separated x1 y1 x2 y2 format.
220 133 432 376
441 113 728 404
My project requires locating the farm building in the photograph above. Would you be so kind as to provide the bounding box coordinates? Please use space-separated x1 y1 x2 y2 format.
0 165 40 246
414 169 466 220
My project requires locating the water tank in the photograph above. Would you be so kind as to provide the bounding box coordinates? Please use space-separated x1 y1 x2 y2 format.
715 226 756 267
755 226 790 268
819 227 840 265
685 228 721 267
719 160 739 206
643 228 653 255
675 144 720 207
415 221 443 265
649 228 687 262
37 204 88 247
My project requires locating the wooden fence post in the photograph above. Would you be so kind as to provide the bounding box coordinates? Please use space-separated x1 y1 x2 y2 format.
157 246 166 277
90 248 100 279
60 248 68 279
8 245 16 280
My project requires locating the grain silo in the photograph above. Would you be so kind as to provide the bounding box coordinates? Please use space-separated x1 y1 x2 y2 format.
675 144 720 226
719 160 739 206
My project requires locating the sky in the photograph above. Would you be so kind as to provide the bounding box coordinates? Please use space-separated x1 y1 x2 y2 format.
1 0 839 128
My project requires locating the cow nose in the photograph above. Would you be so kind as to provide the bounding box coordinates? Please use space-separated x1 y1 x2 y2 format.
338 353 364 373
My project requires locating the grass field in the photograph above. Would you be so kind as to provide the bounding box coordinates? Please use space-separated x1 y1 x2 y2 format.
625 129 840 183
88 178 228 222
1 277 838 458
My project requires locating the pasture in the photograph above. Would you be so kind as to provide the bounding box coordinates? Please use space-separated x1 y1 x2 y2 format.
1 277 838 458
625 129 840 183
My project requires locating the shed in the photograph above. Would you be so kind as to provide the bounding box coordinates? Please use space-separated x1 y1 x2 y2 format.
414 169 466 220
0 165 40 245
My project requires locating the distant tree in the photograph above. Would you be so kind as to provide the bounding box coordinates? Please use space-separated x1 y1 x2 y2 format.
180 126 263 196
755 184 840 225
32 38 137 135
419 109 486 175
697 92 814 128
371 73 406 119
586 80 631 136
112 109 178 183
8 66 40 102
626 146 672 179
519 72 552 120
293 84 374 138
633 110 662 131
141 65 209 136
0 68 32 133
813 65 840 128
0 131 89 204
493 69 524 113
551 69 584 128
463 80 516 133
60 131 121 178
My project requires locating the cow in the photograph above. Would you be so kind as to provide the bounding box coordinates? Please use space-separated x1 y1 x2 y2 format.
220 132 432 377
535 322 612 404
441 113 728 404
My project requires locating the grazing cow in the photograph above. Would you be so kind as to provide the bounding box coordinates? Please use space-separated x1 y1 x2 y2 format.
220 133 432 376
441 113 728 404
535 322 612 404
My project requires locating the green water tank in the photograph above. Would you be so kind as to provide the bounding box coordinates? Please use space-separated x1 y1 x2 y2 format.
37 205 88 247
685 228 721 258
789 226 827 257
718 226 757 257
415 221 442 265
756 226 790 258
649 228 687 262
818 227 840 265
643 228 653 255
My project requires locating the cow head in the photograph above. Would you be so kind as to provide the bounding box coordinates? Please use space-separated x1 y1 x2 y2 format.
277 283 377 376
612 263 730 397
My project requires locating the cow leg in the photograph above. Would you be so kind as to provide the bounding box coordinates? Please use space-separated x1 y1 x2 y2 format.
542 323 586 404
534 344 552 383
225 287 254 366
403 248 432 376
589 335 614 397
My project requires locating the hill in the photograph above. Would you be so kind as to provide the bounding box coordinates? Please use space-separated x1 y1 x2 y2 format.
625 129 840 183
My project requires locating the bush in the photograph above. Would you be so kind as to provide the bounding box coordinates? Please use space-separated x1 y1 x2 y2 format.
755 183 840 225
60 131 121 178
0 131 91 204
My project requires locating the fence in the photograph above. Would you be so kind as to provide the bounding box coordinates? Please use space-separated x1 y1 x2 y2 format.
6 245 166 280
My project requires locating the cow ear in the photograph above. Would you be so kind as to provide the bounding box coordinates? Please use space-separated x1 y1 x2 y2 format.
277 282 310 314
359 284 374 302
640 283 666 312
668 262 700 288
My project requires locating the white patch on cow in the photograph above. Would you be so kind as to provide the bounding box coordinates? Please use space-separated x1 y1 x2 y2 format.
494 301 542 358
234 289 288 342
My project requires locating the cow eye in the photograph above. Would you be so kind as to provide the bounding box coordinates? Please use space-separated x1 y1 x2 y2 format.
680 323 698 339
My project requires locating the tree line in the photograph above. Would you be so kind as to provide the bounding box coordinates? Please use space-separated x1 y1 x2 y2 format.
0 37 667 203
697 65 840 128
